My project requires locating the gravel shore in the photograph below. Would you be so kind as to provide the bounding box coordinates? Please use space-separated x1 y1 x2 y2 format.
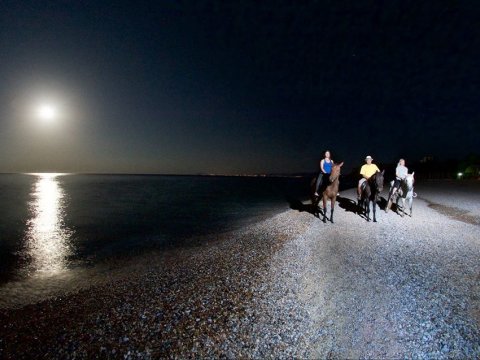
1 181 479 358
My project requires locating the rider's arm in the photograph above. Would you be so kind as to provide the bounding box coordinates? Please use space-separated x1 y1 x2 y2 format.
320 159 325 173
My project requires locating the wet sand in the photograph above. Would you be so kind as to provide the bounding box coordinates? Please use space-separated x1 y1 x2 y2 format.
1 181 479 359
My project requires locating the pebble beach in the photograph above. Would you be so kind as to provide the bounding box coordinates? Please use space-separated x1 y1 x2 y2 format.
1 181 479 359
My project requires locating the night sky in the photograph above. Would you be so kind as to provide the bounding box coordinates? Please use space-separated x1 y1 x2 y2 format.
1 1 478 174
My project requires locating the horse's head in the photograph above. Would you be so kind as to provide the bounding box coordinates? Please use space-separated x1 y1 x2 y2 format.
405 172 415 189
374 170 385 192
329 162 344 182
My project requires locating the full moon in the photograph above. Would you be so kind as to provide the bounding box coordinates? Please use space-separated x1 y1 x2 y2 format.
37 104 57 121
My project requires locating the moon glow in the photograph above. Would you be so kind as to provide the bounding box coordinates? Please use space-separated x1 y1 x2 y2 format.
37 104 57 121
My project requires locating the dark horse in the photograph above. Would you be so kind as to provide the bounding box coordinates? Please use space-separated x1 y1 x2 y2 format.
359 170 384 222
310 162 344 223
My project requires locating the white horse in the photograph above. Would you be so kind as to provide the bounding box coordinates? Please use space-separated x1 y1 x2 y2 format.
386 172 416 217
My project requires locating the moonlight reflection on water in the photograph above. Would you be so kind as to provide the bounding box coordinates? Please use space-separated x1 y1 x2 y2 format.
24 173 73 277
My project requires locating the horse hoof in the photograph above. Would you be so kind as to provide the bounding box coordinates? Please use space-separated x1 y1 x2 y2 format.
373 219 377 222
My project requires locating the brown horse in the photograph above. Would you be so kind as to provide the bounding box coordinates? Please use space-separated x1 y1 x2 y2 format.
311 162 344 223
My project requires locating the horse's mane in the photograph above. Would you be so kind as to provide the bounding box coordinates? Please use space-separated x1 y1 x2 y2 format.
401 174 414 192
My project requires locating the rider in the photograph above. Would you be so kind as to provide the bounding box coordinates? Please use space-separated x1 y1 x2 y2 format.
314 150 334 197
358 155 380 200
388 158 408 201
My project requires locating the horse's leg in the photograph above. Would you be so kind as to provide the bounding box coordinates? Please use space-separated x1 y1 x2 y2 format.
366 199 370 221
408 197 413 217
364 199 367 220
373 197 377 222
322 195 327 223
400 197 405 217
386 188 393 213
314 193 321 217
330 198 334 223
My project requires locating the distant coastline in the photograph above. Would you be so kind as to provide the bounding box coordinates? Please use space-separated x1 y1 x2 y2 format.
0 172 308 178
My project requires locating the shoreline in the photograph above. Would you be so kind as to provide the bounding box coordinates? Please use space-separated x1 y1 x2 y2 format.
0 201 293 310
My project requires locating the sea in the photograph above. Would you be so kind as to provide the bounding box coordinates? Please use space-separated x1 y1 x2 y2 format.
0 173 314 307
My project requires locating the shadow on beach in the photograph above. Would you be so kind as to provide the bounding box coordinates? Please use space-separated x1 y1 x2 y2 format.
336 195 360 215
336 195 388 220
287 197 323 218
336 195 368 221
378 196 388 211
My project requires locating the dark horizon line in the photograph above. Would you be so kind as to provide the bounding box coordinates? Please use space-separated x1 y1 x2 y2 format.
0 172 309 178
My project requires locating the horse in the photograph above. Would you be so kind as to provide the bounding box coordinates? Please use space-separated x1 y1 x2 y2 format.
358 170 384 222
386 172 416 217
310 162 344 223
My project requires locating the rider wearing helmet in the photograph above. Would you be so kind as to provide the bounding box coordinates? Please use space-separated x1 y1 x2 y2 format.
358 155 380 200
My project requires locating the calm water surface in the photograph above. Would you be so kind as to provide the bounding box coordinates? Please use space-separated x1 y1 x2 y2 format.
0 173 310 305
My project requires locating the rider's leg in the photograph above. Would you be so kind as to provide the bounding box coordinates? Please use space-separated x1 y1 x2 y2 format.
314 173 323 196
388 179 400 203
357 179 363 200
388 187 397 202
